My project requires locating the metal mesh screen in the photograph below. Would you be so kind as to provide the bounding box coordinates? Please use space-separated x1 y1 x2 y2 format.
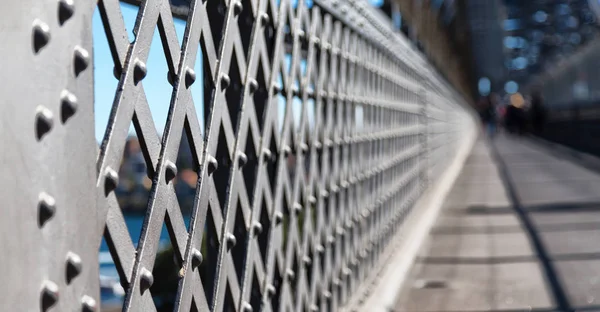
0 0 474 311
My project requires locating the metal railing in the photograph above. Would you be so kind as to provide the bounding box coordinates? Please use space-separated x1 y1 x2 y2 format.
0 0 474 311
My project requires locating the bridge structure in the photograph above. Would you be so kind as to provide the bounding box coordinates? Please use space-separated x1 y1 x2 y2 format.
1 0 599 312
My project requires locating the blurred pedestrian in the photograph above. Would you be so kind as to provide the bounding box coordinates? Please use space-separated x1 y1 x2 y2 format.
529 89 547 135
479 93 498 138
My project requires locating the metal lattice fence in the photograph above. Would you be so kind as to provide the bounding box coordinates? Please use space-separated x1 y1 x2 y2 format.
0 0 474 311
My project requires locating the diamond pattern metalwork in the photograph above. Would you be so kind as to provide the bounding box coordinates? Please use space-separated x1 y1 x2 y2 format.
1 0 473 311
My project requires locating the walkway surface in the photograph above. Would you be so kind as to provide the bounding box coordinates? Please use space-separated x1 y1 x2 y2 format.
395 135 600 312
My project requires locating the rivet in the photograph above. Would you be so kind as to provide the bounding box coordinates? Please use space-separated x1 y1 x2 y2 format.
242 301 253 312
293 202 302 214
266 284 276 297
343 267 352 276
226 233 236 249
58 0 75 25
297 30 305 39
252 221 263 236
336 227 344 236
274 211 283 225
333 278 341 286
232 1 243 15
133 59 147 84
220 74 230 90
103 167 119 196
81 295 97 312
309 304 319 312
321 190 329 198
139 267 153 293
327 235 335 245
316 244 325 254
165 160 178 183
303 256 312 266
207 156 218 174
323 291 332 299
35 106 54 141
282 145 292 157
262 148 272 161
41 280 59 311
314 141 322 149
185 67 196 88
59 90 78 123
308 196 317 205
237 151 247 168
38 192 56 228
286 269 295 280
66 251 82 284
32 20 50 54
191 248 203 269
300 143 309 152
248 78 258 93
73 46 90 77
259 13 270 25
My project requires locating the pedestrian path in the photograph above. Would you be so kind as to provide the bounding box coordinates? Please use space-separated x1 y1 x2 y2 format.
394 134 600 312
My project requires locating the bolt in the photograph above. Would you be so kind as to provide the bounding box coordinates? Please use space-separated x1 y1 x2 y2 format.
207 156 218 174
41 280 59 311
139 267 153 293
237 151 247 168
104 167 119 196
226 233 236 249
252 221 263 236
274 211 283 225
191 248 203 269
220 74 230 90
81 295 97 312
248 78 258 93
32 20 50 54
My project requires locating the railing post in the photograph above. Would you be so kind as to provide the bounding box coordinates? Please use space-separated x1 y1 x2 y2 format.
0 1 99 311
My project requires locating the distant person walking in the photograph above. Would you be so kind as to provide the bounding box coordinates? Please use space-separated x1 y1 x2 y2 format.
529 90 547 135
479 93 497 138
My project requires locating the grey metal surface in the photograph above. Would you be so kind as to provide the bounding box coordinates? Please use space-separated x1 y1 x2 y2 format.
0 0 473 311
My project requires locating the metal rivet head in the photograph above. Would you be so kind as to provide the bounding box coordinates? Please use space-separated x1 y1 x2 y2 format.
336 227 344 236
316 244 325 254
309 304 319 312
73 46 90 77
274 211 283 225
60 90 78 123
321 190 329 198
139 267 153 293
41 280 59 311
58 0 75 25
259 13 270 25
32 20 50 54
282 145 292 157
271 82 282 93
220 74 230 90
38 192 56 228
207 156 218 174
323 291 332 299
165 161 177 183
104 167 119 196
303 256 312 266
191 248 203 269
333 278 341 286
252 221 263 236
314 141 322 149
133 59 147 84
266 284 276 297
293 202 302 214
35 106 54 141
248 78 258 93
300 143 309 152
308 196 317 205
226 233 236 249
232 1 243 15
286 269 295 280
242 302 253 312
262 148 272 161
185 67 196 88
81 295 97 312
237 151 247 168
327 235 335 245
66 251 82 284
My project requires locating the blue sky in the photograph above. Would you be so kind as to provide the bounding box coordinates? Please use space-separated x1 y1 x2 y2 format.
93 2 362 142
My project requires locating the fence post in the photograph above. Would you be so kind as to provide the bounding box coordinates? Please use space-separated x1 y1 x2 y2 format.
0 1 99 311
